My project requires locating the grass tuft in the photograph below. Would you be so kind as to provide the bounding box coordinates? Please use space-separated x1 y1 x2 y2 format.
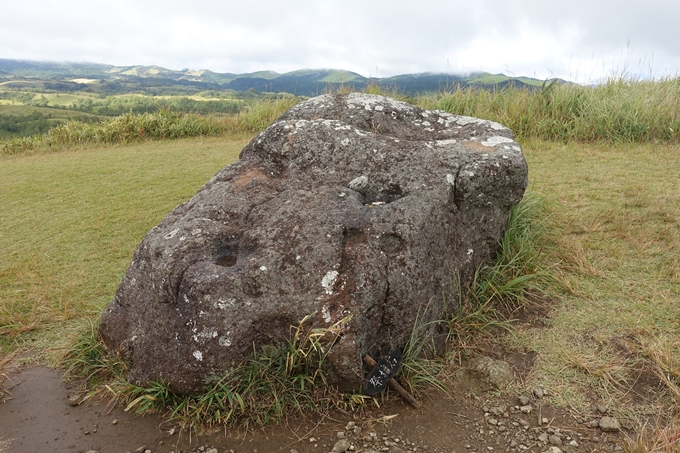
634 333 680 406
418 77 680 143
449 192 548 349
623 419 680 453
398 303 450 398
62 314 362 430
1 97 301 156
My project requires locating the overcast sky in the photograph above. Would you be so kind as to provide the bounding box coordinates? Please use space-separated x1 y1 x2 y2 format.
3 1 679 83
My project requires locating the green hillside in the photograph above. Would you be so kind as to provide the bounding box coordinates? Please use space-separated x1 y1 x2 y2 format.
0 59 558 97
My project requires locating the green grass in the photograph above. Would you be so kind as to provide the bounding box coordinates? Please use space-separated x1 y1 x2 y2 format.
4 77 680 155
1 97 300 155
62 313 362 429
0 136 248 350
418 77 680 143
447 191 548 352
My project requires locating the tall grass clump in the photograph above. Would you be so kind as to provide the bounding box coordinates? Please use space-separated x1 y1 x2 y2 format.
450 192 548 340
419 77 680 143
1 110 223 155
221 96 301 136
62 313 362 429
398 304 451 398
1 97 302 156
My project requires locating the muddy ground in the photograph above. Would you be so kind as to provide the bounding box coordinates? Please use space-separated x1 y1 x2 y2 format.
0 351 631 453
1 299 647 453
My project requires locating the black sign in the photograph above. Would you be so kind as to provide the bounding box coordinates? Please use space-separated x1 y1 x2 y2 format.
363 349 402 396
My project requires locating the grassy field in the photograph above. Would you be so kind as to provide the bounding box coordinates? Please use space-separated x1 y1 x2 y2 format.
1 83 679 443
2 135 678 426
0 137 248 353
516 140 680 424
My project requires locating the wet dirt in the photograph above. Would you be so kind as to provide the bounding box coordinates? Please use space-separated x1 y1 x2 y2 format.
0 359 627 453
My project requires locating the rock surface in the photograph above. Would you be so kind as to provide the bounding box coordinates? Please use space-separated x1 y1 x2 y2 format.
598 417 621 432
98 93 528 393
454 355 515 390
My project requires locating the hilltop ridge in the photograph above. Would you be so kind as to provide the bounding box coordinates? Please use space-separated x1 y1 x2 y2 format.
0 59 557 97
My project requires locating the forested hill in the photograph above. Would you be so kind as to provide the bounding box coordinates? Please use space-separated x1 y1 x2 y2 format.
0 59 552 96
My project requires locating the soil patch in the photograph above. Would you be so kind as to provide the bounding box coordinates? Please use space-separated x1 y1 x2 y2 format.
0 364 629 453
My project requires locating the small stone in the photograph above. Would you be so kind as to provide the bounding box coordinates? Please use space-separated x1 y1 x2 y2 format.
291 450 299 453
538 433 549 442
346 421 356 430
337 431 346 438
84 431 90 435
354 427 362 435
542 418 550 425
135 447 146 453
543 448 562 453
533 387 544 399
518 395 531 405
487 418 498 425
596 404 607 414
549 435 562 446
206 449 218 453
332 439 351 453
520 405 533 414
112 419 118 425
599 417 621 432
489 406 506 416
68 395 81 406
510 440 518 448
168 427 176 435
309 437 316 443
569 440 578 447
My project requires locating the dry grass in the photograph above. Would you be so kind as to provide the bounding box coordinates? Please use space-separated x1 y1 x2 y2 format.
0 349 20 402
634 333 680 405
508 141 680 431
623 419 680 453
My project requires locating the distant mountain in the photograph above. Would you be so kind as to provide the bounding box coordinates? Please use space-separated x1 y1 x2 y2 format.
0 59 557 97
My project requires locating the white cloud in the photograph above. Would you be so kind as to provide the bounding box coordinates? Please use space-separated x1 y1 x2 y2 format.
2 0 680 81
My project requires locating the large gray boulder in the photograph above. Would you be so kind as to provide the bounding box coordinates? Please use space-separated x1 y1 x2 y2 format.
99 93 528 394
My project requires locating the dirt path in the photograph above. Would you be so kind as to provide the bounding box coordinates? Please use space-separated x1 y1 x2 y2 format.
0 361 628 453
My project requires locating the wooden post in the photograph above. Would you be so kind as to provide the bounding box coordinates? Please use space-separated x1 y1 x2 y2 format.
363 355 422 410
